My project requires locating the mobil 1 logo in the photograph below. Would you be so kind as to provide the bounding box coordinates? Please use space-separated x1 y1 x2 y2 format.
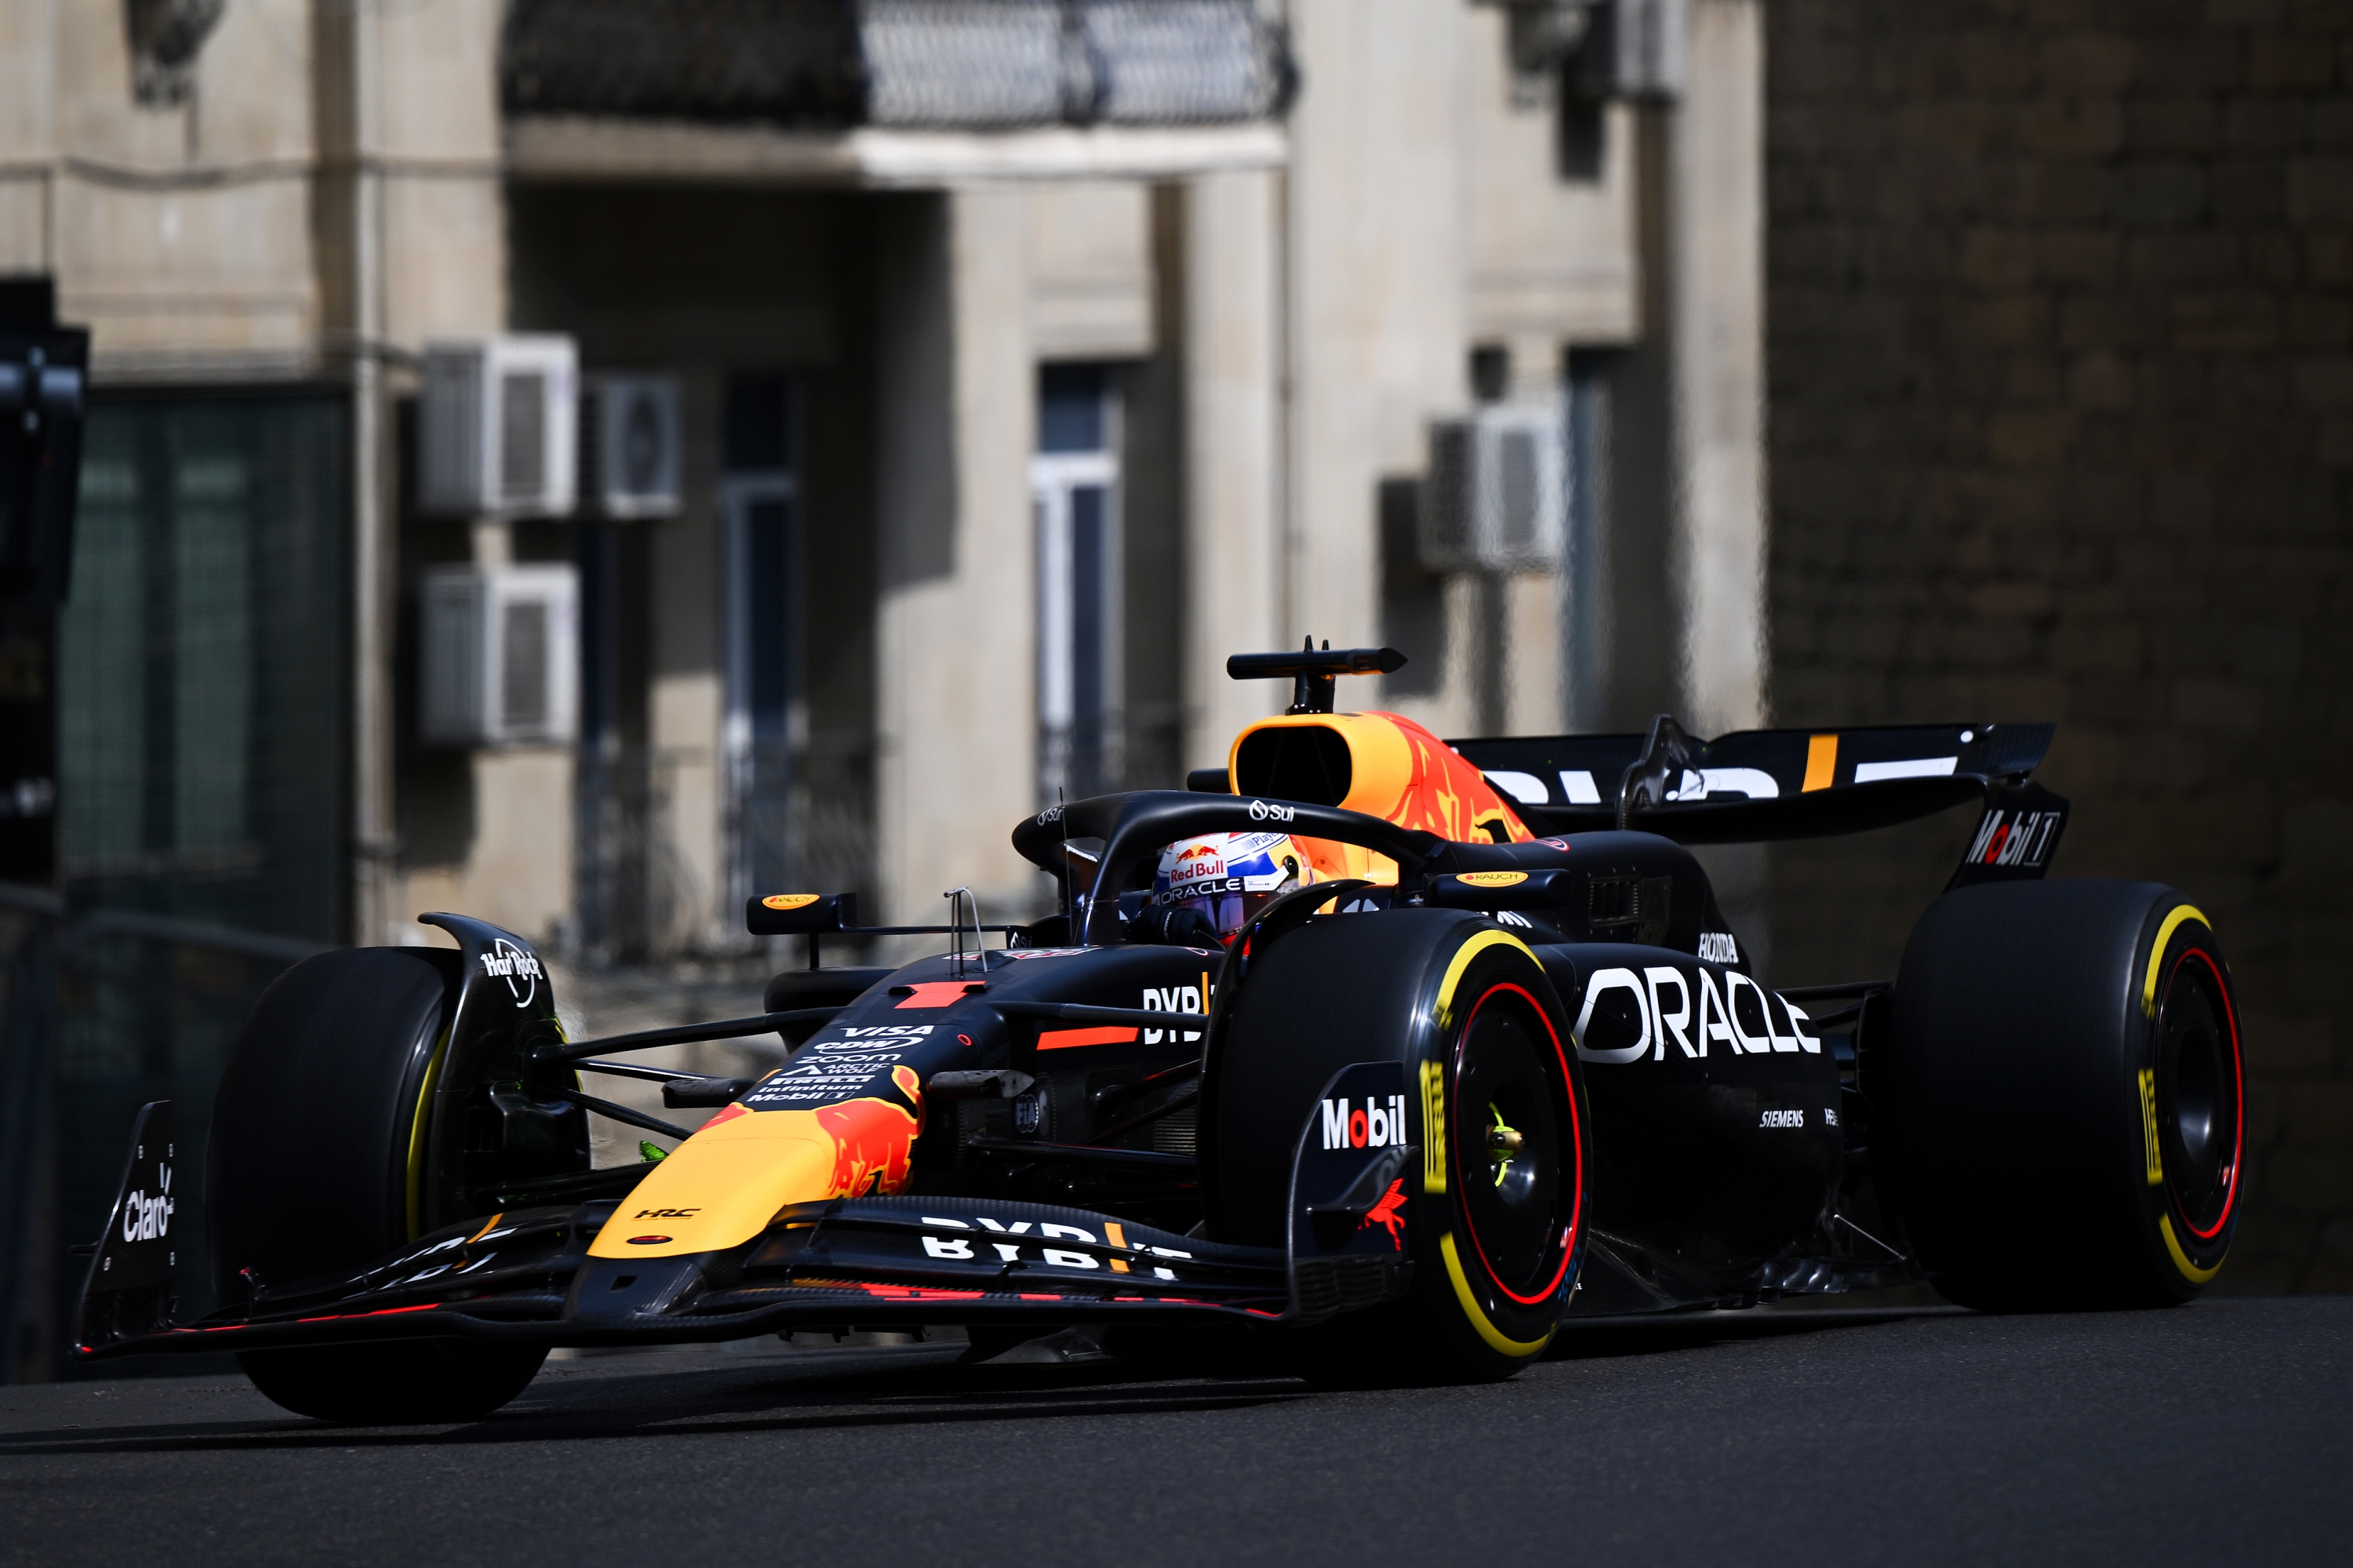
1322 1091 1407 1151
1294 1060 1415 1258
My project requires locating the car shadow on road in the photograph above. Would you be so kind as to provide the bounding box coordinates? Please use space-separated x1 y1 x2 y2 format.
0 1345 1313 1457
1548 1304 1967 1361
2 1306 1969 1457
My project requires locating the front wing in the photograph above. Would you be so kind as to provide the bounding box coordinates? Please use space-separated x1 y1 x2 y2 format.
74 1078 1420 1359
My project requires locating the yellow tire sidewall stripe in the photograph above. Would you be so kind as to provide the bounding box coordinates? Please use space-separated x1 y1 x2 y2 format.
1441 1233 1554 1357
2160 1213 2223 1284
1435 928 1541 1030
2142 904 2209 1019
1433 928 1558 1356
2137 907 2231 1286
403 1023 452 1242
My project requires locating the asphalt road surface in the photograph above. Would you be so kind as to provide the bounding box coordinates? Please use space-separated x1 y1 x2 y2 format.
2 1297 2346 1566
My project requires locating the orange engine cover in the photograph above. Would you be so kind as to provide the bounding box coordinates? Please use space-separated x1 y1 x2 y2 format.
1224 711 1532 882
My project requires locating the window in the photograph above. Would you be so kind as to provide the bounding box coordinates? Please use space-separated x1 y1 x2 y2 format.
60 394 348 937
722 375 798 911
52 390 348 1325
1563 348 1617 728
1033 363 1121 803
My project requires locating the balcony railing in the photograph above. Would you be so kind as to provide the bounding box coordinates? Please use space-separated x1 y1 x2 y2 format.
502 0 1296 130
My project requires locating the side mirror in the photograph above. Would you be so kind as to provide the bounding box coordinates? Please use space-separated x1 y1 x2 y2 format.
745 892 856 936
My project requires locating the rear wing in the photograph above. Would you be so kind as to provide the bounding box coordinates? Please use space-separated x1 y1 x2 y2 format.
1453 717 2067 890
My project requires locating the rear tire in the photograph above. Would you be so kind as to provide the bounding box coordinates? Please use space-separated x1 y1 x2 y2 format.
209 948 547 1422
1211 911 1587 1382
1886 881 2244 1310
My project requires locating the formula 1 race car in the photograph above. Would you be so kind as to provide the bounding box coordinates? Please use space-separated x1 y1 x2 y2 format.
73 644 2244 1422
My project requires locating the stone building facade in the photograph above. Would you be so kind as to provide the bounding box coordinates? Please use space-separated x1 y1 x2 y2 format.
1766 0 2353 1290
2 0 1768 966
0 0 1778 1371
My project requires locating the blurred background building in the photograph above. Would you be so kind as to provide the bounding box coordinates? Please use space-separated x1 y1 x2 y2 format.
0 0 2346 1377
0 0 1759 958
0 0 1762 1373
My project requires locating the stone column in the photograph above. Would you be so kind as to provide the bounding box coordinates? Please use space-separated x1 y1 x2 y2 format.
1596 0 1766 738
1180 169 1283 769
1670 0 1768 736
872 188 1040 936
1284 0 1471 731
312 0 395 944
367 0 576 944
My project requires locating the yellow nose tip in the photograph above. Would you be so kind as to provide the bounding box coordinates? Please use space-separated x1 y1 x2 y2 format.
587 1111 842 1259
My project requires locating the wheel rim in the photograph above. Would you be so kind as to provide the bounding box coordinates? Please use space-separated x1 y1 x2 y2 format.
1449 980 1578 1304
2158 947 2242 1239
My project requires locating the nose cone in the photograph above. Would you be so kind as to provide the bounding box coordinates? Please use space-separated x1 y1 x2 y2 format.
564 1253 711 1325
586 1073 925 1260
587 1111 844 1260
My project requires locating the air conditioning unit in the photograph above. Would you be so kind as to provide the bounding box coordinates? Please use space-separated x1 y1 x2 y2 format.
419 337 579 518
1421 402 1567 573
419 565 580 748
579 373 682 518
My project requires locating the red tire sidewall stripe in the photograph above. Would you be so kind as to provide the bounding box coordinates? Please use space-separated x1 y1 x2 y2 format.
2172 944 2242 1243
1449 979 1582 1308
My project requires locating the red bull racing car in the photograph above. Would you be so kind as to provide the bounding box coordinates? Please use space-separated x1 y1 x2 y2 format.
73 645 2243 1422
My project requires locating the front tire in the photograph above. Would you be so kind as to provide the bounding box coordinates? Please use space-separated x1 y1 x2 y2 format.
238 1338 547 1424
209 948 547 1422
1885 881 2245 1310
1210 911 1587 1381
1435 950 1585 1366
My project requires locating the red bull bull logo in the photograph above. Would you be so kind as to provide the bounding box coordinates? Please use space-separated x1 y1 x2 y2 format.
1171 843 1225 880
814 1064 924 1198
1358 1179 1408 1248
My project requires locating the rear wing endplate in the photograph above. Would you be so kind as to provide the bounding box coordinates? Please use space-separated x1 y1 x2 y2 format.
1453 717 2067 890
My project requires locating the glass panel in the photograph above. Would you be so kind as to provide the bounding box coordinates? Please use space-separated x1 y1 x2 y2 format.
1564 350 1616 729
747 497 793 744
60 398 344 920
724 374 793 472
717 375 800 915
1033 364 1120 803
58 432 144 870
173 440 252 855
1069 483 1107 797
1038 363 1106 453
742 491 795 895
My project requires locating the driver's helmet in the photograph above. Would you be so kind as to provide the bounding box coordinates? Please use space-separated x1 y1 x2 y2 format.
1148 830 1307 942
